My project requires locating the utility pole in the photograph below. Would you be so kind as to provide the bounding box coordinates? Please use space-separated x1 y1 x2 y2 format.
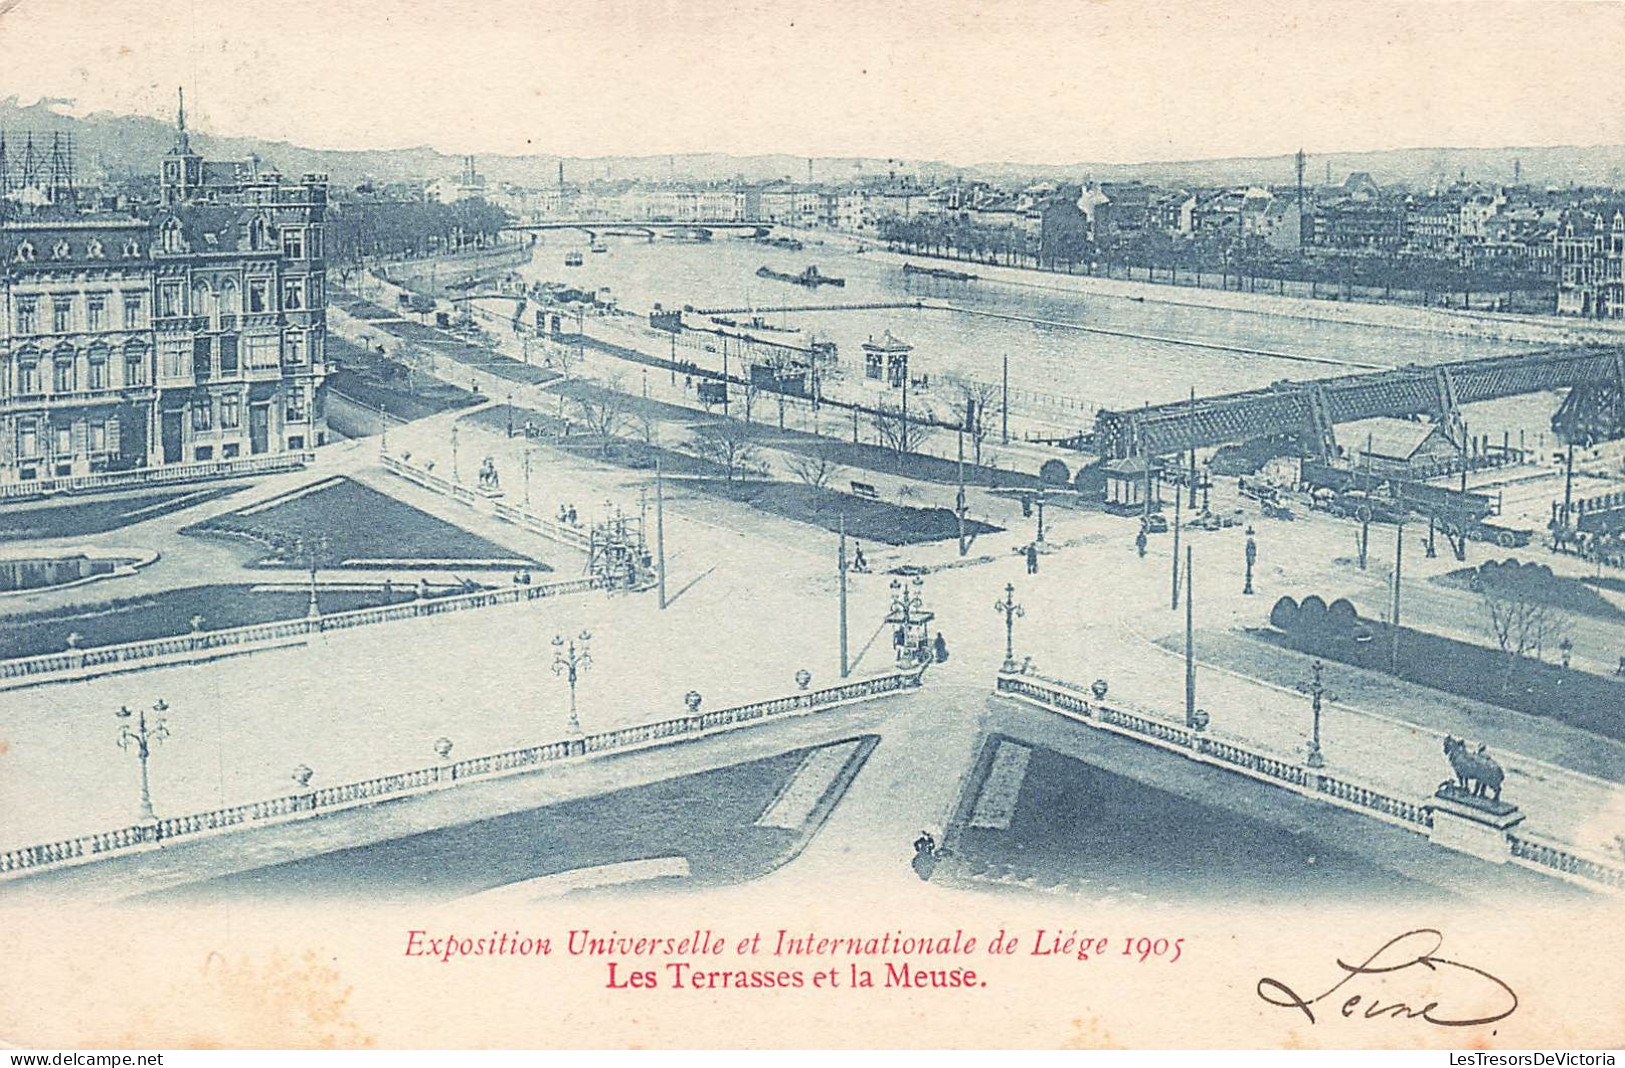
1390 521 1404 675
1171 471 1182 609
1563 441 1576 528
655 458 667 610
1358 432 1373 570
1001 354 1010 445
1188 386 1198 509
838 515 850 677
1184 544 1196 728
956 403 968 557
1295 148 1307 252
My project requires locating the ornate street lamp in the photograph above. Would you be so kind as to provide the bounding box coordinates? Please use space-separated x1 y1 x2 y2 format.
887 576 933 668
1295 659 1335 769
1244 526 1257 596
552 631 592 733
291 764 314 788
298 533 330 620
115 699 170 822
992 582 1025 673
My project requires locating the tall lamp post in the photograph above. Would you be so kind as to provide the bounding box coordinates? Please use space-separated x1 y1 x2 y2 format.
451 424 461 484
1294 659 1335 769
299 533 330 620
116 699 170 822
1243 526 1257 595
993 582 1025 673
552 631 592 733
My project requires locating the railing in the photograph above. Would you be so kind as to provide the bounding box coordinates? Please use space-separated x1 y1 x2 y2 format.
0 668 924 881
0 573 605 687
383 453 592 551
1509 832 1625 890
0 452 316 502
996 672 1431 830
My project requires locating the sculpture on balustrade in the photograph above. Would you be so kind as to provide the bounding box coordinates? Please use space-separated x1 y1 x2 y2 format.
477 456 500 492
1441 736 1505 802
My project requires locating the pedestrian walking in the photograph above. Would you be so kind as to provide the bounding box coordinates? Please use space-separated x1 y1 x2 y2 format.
1135 530 1148 558
1026 542 1039 574
933 633 949 663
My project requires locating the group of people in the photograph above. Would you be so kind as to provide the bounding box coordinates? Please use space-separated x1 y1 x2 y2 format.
556 503 579 526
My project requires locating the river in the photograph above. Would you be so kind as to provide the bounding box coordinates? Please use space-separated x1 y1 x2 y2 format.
511 231 1552 436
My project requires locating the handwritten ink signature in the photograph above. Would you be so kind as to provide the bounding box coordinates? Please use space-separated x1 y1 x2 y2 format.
1257 928 1518 1027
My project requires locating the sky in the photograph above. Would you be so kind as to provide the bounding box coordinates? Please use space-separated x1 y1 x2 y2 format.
1 0 1623 165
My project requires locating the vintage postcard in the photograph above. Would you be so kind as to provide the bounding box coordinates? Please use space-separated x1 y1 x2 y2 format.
1 0 1624 1052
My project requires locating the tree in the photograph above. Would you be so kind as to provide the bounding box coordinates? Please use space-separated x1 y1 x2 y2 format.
949 376 1000 466
690 419 763 482
1480 583 1571 695
872 398 937 456
784 438 844 489
575 377 629 452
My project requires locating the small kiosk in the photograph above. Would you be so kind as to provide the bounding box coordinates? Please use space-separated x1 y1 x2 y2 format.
862 331 914 388
1102 455 1163 515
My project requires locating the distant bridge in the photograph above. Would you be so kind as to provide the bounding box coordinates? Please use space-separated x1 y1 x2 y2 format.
1087 344 1625 459
504 219 770 241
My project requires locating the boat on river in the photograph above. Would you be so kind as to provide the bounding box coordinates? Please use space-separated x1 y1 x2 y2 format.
903 262 978 282
756 265 845 288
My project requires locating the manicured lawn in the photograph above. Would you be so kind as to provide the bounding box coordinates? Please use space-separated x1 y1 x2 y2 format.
1433 559 1625 623
0 484 246 540
691 478 1002 546
949 736 1447 902
185 477 546 570
0 583 453 660
1249 623 1625 740
139 736 879 903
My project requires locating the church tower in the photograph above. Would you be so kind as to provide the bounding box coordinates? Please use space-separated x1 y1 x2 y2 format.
160 87 203 205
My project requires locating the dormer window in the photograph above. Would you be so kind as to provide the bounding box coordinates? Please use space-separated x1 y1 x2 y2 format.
123 238 142 258
13 242 34 263
161 219 185 254
86 239 104 259
52 240 70 260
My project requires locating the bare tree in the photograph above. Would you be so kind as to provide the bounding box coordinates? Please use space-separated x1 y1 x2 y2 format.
947 376 1000 466
575 376 629 453
690 420 764 482
784 437 844 489
871 398 938 456
1480 585 1570 694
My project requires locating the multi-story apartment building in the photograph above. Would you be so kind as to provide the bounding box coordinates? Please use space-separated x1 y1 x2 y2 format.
0 103 328 485
1555 206 1625 317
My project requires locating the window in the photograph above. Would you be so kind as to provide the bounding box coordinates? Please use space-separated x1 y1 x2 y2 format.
219 335 239 374
246 334 279 368
87 240 104 260
309 274 324 307
123 293 145 328
282 278 304 310
285 332 306 366
158 283 181 318
17 360 39 395
17 420 38 458
87 353 107 390
86 295 107 332
222 443 240 459
124 344 146 387
194 445 214 461
54 424 71 455
14 241 34 262
51 299 71 334
285 385 307 423
281 228 305 259
192 401 213 431
53 356 76 393
161 220 184 253
89 421 106 452
308 228 323 259
52 240 70 260
123 238 142 258
221 394 242 429
15 297 38 335
193 337 212 381
248 279 269 313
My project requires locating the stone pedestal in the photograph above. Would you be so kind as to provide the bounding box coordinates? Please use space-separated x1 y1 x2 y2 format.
1425 789 1524 863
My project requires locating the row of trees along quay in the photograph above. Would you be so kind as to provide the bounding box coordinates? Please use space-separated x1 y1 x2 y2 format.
327 196 515 272
878 217 1552 310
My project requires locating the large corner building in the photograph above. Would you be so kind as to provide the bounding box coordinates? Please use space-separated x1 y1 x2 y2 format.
0 94 328 486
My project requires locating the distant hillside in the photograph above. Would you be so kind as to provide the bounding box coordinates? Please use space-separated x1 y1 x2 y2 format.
6 96 1625 192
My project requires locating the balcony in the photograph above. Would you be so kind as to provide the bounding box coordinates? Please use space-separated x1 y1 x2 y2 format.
154 315 208 334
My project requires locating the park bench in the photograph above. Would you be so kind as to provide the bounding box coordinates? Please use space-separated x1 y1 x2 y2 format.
850 481 881 501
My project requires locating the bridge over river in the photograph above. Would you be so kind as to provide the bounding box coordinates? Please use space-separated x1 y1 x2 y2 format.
1087 343 1625 459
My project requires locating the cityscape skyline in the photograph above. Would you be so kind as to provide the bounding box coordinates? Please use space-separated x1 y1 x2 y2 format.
2 1 1624 166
